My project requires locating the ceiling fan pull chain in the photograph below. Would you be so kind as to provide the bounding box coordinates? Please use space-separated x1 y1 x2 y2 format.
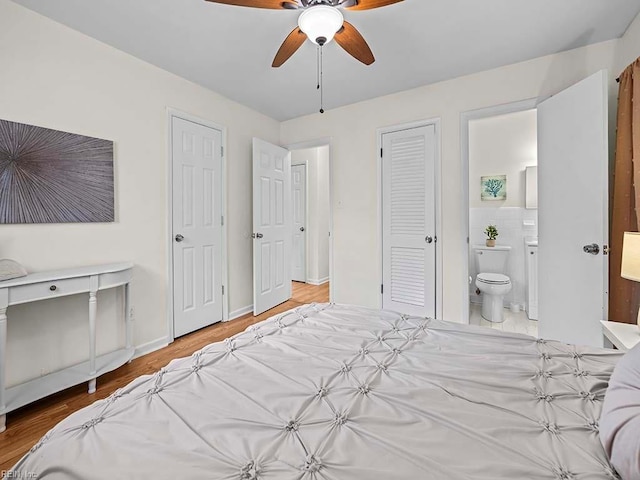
316 45 320 91
319 45 325 114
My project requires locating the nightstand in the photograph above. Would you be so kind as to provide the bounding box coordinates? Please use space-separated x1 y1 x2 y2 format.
601 320 640 352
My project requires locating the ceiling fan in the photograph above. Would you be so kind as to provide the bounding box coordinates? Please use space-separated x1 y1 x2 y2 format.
204 0 404 67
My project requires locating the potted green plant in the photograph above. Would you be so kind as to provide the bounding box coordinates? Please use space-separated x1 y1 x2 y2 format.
485 225 498 247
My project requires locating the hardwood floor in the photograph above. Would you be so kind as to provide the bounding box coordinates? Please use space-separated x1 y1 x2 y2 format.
0 281 329 471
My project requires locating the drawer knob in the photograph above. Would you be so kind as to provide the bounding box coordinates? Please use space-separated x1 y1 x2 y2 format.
49 285 57 291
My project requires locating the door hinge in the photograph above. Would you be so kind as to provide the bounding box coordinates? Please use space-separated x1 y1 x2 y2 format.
381 284 384 294
380 148 383 157
222 285 225 295
221 146 224 157
221 215 224 226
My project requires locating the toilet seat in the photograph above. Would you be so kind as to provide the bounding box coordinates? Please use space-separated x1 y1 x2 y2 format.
477 273 510 285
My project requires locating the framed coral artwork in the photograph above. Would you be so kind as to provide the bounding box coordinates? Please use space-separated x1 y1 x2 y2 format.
481 175 506 201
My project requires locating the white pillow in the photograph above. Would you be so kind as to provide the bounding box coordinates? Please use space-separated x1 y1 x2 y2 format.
0 259 28 282
600 342 640 480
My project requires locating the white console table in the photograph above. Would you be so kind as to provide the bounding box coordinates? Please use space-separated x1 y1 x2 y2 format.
0 262 134 433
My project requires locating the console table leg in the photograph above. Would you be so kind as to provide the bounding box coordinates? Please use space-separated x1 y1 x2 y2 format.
88 284 97 395
125 282 132 363
0 304 7 433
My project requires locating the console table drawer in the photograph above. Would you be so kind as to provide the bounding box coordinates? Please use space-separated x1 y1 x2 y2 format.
8 277 90 305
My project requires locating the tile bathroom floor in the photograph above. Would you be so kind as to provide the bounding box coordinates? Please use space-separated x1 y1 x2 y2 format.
469 303 538 337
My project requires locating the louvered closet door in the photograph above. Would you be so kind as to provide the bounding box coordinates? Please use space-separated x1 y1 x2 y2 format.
382 125 436 317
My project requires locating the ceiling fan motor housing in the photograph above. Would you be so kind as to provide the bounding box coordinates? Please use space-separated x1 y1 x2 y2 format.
305 0 358 6
298 5 344 45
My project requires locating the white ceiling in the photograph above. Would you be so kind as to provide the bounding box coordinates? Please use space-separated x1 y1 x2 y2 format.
12 0 640 121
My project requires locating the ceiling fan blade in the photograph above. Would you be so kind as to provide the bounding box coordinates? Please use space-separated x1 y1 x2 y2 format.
272 27 307 67
205 0 298 9
345 0 403 11
334 21 375 65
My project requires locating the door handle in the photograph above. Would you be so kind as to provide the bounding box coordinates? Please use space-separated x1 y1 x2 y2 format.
175 234 184 243
300 227 305 232
252 233 264 239
425 236 433 244
583 243 600 255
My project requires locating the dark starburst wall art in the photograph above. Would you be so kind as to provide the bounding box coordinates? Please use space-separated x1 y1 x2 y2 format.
0 119 114 224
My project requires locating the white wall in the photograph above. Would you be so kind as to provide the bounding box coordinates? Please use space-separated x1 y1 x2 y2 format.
469 110 537 209
0 0 279 386
315 146 330 283
615 11 640 73
291 146 330 285
281 39 618 321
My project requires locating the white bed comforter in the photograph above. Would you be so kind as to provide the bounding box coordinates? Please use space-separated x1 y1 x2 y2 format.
13 304 622 479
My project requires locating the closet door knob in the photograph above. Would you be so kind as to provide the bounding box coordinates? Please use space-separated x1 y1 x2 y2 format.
300 227 305 232
175 234 184 242
425 236 433 244
49 285 57 291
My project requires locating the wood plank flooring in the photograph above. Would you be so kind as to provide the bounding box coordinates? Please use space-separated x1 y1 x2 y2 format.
0 281 329 471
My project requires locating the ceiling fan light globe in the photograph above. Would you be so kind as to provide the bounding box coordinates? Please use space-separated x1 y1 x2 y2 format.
298 5 344 45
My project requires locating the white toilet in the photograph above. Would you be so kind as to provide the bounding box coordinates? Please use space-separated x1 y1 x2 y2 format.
474 245 512 323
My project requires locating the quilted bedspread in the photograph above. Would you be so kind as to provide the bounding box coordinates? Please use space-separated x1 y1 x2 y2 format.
13 304 623 479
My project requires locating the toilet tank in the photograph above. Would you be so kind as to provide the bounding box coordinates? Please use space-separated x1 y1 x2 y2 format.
473 245 511 274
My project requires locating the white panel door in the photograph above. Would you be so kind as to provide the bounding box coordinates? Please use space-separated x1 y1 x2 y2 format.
382 125 437 317
538 70 608 347
291 164 307 282
253 138 292 315
172 117 223 337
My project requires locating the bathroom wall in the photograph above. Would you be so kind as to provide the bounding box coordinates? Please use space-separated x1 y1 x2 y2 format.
468 109 538 309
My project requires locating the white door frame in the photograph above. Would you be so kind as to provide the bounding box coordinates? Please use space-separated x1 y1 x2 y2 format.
284 138 334 302
460 98 538 324
377 119 443 319
166 108 229 342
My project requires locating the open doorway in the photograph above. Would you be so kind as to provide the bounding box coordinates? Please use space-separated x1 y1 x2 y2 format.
461 72 610 349
289 144 332 301
466 108 539 336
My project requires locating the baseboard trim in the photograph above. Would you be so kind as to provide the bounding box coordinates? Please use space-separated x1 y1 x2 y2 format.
307 277 329 286
133 337 170 360
228 305 253 321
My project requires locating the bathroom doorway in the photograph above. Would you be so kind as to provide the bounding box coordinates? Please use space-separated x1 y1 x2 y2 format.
461 73 610 347
463 102 539 336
